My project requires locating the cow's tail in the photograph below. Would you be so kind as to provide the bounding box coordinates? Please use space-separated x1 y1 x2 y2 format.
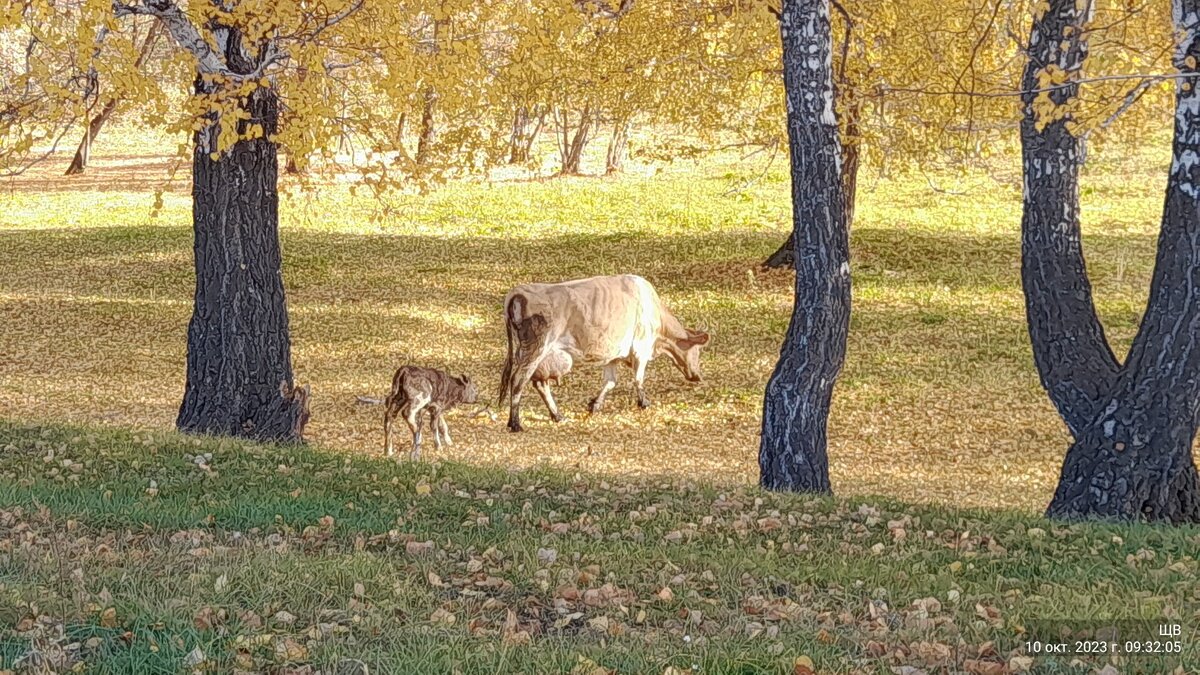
497 294 523 408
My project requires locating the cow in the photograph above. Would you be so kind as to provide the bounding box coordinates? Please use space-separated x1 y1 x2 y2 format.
498 274 710 432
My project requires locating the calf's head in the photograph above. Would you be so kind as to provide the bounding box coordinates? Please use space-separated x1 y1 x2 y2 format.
661 329 710 383
457 375 480 404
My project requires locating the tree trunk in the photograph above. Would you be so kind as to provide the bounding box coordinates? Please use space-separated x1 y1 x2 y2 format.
759 0 850 493
64 20 160 176
283 64 309 175
1022 0 1200 523
509 105 546 164
557 105 592 175
763 135 858 270
509 106 530 163
1019 0 1119 439
392 112 411 164
177 31 308 443
415 15 448 167
64 99 118 175
415 86 438 165
605 118 629 174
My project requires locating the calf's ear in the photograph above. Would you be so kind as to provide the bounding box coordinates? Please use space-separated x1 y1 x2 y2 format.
684 329 710 347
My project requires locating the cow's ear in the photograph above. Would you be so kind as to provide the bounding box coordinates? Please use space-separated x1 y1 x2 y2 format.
685 330 710 347
459 374 472 385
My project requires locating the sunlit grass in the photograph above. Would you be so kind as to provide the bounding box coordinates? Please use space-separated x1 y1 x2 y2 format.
0 127 1176 512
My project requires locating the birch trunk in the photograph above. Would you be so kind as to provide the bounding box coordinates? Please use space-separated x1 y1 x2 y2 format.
758 0 850 493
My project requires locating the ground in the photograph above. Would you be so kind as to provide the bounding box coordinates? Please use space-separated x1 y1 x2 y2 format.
0 130 1177 511
0 421 1196 673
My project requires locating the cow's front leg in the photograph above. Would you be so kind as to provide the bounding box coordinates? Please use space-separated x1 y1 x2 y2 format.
588 365 619 413
632 356 650 409
533 380 564 422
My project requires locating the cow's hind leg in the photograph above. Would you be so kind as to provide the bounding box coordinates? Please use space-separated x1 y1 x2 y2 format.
632 356 650 409
507 355 546 432
533 380 564 422
588 364 619 413
506 319 551 433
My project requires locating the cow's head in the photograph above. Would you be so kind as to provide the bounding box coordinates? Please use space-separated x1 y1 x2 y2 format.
661 329 710 383
457 375 480 404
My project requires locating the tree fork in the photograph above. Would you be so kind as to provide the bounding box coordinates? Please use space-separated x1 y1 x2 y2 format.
1022 0 1200 523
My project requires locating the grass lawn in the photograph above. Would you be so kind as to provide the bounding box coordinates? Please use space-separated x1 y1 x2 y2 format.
0 420 1197 673
0 128 1178 512
2 130 1199 673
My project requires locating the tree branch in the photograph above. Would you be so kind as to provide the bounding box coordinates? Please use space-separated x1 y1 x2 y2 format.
113 0 228 75
575 0 635 19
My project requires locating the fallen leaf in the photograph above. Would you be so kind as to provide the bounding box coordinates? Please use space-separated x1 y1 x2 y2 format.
183 646 206 668
1007 655 1033 672
430 608 456 625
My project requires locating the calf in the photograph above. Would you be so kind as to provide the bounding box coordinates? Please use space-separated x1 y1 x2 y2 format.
383 366 479 460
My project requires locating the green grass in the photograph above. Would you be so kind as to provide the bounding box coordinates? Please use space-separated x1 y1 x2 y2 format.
0 128 1181 512
0 420 1197 673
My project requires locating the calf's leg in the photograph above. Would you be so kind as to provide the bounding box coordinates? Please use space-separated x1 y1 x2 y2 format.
533 380 564 422
588 364 619 413
405 396 429 460
437 414 453 446
383 396 404 457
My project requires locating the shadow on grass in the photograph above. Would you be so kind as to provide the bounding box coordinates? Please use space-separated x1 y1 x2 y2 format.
0 223 1159 293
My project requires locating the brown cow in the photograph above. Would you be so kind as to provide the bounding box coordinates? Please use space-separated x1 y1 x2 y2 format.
498 274 709 432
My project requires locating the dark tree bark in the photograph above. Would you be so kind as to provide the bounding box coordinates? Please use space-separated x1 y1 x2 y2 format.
759 0 850 493
176 27 308 442
1019 0 1119 438
763 5 859 270
556 104 592 175
763 142 858 269
605 118 629 174
65 20 161 176
1022 0 1200 523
